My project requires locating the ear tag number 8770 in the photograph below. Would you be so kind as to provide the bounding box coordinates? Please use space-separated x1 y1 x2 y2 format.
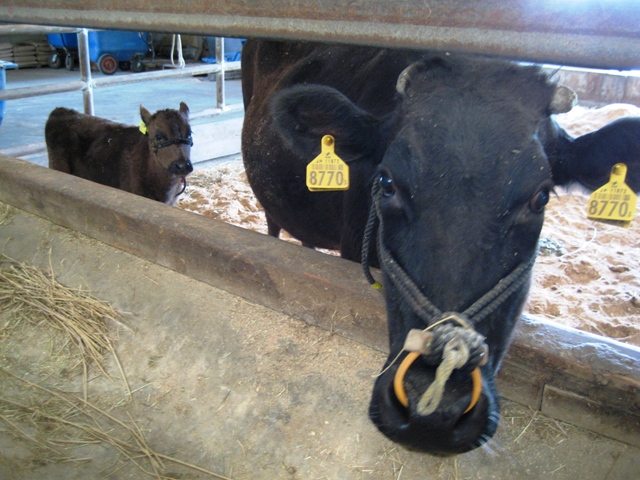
306 135 350 192
587 163 637 227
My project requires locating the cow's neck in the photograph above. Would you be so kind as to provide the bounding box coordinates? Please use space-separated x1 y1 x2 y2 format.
142 147 177 204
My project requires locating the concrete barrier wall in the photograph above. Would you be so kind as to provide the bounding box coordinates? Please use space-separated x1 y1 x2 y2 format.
0 153 638 447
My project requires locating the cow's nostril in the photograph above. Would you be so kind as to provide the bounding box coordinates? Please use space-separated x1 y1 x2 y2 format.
169 160 193 175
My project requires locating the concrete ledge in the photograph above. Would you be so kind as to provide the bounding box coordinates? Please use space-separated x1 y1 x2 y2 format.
498 318 640 447
0 154 388 351
0 154 639 447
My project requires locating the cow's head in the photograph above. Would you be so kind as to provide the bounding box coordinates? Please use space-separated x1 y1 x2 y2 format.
270 54 640 454
140 102 194 176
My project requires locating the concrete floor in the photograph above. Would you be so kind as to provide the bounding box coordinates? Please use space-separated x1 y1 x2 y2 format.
1 204 638 480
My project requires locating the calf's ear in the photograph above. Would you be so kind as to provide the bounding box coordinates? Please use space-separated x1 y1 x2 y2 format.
270 84 383 163
140 105 152 125
179 102 189 118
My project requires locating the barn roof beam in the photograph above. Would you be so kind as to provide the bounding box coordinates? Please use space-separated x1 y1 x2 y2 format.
1 0 640 70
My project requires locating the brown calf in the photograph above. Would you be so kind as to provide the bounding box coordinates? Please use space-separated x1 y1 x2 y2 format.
45 103 193 206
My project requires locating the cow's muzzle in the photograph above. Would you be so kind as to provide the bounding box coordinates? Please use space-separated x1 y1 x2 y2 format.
168 159 193 176
361 180 537 453
369 360 498 455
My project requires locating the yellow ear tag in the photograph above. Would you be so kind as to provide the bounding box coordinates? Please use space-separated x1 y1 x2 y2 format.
587 163 637 227
306 135 349 191
139 121 147 135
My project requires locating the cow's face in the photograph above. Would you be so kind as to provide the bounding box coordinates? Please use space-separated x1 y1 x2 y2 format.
140 102 194 176
269 55 583 455
365 58 575 454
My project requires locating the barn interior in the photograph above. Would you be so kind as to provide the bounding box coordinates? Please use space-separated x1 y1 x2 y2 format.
0 2 639 479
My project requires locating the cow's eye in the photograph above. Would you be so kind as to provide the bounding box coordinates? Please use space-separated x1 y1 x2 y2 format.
155 134 165 141
379 172 396 197
529 188 551 213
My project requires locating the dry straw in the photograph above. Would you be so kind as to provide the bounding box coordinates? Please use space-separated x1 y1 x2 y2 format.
0 252 130 401
0 369 233 479
0 253 233 479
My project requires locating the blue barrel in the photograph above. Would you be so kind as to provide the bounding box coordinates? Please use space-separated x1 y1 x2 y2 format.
0 61 18 127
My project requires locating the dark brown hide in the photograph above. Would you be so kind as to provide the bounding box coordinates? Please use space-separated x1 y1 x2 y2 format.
46 103 192 206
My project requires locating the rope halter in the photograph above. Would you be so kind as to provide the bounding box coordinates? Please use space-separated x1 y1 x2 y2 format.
176 176 187 197
362 179 537 415
151 135 193 154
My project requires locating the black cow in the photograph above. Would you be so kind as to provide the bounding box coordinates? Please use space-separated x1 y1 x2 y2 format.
46 103 193 206
241 39 640 455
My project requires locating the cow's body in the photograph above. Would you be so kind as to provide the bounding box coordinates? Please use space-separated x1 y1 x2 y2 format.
242 42 425 256
46 103 193 206
241 39 640 455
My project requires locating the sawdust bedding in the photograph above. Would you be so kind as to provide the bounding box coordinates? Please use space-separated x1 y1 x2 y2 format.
178 104 640 347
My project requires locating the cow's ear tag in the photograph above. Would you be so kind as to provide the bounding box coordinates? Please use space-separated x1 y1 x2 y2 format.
306 135 350 191
139 121 148 135
587 163 637 227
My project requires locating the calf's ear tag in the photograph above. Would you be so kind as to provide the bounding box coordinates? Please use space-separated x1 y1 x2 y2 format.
587 163 636 227
139 121 148 135
306 135 350 192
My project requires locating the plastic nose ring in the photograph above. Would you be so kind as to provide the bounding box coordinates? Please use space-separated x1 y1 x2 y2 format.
393 351 482 414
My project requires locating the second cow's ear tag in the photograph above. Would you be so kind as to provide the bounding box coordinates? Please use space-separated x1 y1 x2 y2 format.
587 163 637 227
306 135 350 192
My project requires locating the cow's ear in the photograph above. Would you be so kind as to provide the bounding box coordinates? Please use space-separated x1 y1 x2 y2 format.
548 85 577 114
544 116 640 192
140 105 152 125
396 57 450 98
270 84 382 163
179 102 189 118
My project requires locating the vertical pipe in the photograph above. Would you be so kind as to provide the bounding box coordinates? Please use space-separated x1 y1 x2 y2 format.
215 37 226 110
77 28 94 115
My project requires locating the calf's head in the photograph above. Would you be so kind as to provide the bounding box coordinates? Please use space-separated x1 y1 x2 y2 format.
270 54 637 454
140 102 194 176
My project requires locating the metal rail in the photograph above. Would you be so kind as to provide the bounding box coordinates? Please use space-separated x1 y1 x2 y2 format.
0 26 240 159
0 61 240 103
0 24 80 35
1 1 640 70
0 25 240 107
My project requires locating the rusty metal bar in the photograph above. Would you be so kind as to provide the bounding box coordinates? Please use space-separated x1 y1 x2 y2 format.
1 1 640 69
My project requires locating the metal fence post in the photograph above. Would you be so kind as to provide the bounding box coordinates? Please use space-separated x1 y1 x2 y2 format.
215 37 225 111
77 28 94 115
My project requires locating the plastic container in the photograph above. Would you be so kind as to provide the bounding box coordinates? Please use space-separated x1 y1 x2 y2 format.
0 61 18 127
46 33 79 50
202 37 244 63
88 30 149 74
46 33 79 70
47 30 149 74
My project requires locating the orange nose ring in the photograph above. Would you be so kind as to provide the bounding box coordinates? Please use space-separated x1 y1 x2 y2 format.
393 351 482 414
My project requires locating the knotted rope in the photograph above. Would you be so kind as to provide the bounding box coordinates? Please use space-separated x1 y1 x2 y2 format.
363 179 537 415
393 314 488 416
